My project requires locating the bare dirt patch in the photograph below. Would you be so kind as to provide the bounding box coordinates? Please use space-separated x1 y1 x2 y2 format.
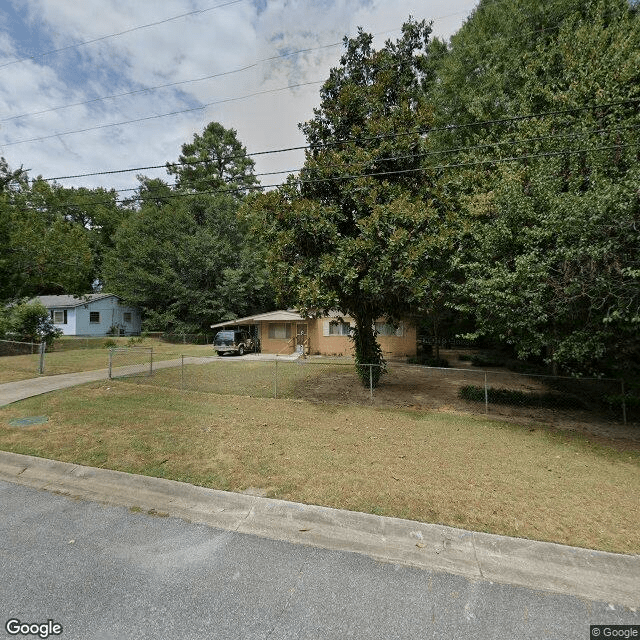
299 350 639 448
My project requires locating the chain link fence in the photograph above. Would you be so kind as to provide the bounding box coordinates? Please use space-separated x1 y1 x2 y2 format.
0 339 42 356
160 333 214 345
108 349 634 427
0 339 46 377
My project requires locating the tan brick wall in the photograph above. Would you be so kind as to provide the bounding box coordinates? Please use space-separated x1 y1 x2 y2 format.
256 318 416 358
258 322 296 355
309 320 352 356
378 324 417 358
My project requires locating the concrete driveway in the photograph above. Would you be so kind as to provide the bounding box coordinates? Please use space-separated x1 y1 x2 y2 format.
0 353 304 407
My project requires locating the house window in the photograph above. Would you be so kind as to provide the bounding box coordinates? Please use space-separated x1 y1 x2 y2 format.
328 321 351 336
89 312 100 324
123 312 132 323
375 321 404 337
52 310 67 324
268 323 291 340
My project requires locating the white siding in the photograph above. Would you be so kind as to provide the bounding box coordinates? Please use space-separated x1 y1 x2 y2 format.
51 308 77 336
48 296 141 336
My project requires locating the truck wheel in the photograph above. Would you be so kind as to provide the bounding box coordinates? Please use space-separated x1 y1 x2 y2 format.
216 351 223 357
238 345 244 356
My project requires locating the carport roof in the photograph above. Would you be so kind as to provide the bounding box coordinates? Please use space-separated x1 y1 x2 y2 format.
210 310 304 329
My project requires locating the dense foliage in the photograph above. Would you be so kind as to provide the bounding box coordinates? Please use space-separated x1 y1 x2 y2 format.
1 123 275 333
244 20 452 385
432 0 640 375
102 124 274 332
2 0 638 378
0 300 62 346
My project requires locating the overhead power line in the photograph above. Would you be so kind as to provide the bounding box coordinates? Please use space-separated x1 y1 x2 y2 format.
28 120 640 197
35 97 640 183
1 6 579 125
0 43 343 125
0 0 245 71
2 80 325 148
12 141 639 214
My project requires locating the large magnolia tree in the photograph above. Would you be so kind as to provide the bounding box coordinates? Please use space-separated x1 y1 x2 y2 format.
244 20 453 385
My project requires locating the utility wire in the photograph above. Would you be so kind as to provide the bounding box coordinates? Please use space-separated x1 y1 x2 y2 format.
0 0 245 70
11 141 639 213
38 121 640 192
2 80 325 148
1 5 585 124
25 119 639 197
34 97 640 182
0 44 341 125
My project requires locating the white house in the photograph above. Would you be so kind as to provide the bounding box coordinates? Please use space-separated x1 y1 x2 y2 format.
35 294 142 336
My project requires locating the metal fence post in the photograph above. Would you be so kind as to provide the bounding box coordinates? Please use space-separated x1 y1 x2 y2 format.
621 379 627 426
370 365 373 400
149 347 153 376
181 355 184 391
484 371 489 414
108 348 113 379
39 341 46 375
274 358 278 399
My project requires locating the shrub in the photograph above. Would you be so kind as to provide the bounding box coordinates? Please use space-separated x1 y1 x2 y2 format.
5 301 62 347
407 355 449 367
470 353 506 367
103 339 117 349
458 385 585 409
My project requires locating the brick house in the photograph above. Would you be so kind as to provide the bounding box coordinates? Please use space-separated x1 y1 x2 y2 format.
211 310 416 358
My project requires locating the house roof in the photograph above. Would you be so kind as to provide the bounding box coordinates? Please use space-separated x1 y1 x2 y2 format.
211 310 304 329
210 309 356 329
34 294 120 308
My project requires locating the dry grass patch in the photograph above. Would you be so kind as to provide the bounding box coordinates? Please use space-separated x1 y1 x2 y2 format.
0 338 215 383
0 381 638 554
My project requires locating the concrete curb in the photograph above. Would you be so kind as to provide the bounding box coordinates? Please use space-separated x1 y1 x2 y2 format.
0 450 637 608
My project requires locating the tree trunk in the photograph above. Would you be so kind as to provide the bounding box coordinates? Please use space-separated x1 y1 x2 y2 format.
351 313 385 388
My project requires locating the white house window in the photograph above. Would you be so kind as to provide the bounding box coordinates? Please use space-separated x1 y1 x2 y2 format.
89 311 100 324
375 321 404 337
326 321 351 336
268 323 291 340
52 310 67 324
123 312 132 323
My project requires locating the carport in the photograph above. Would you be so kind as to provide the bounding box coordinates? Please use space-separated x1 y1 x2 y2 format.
211 310 305 355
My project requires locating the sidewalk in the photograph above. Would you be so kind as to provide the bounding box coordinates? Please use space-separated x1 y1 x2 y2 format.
0 369 110 406
0 450 638 609
0 353 302 407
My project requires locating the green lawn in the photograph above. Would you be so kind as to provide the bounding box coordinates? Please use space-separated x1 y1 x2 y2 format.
1 380 638 555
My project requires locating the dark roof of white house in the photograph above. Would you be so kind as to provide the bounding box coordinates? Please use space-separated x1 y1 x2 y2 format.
34 294 119 308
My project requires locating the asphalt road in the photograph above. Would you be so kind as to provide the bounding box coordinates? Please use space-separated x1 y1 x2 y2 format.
2 481 637 640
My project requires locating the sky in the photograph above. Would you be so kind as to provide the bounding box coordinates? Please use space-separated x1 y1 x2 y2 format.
0 0 479 198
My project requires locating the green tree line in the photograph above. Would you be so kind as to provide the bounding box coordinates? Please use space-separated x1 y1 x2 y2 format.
1 123 274 333
2 0 638 381
244 0 640 380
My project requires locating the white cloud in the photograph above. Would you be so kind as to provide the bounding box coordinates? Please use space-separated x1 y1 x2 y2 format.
0 0 478 193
